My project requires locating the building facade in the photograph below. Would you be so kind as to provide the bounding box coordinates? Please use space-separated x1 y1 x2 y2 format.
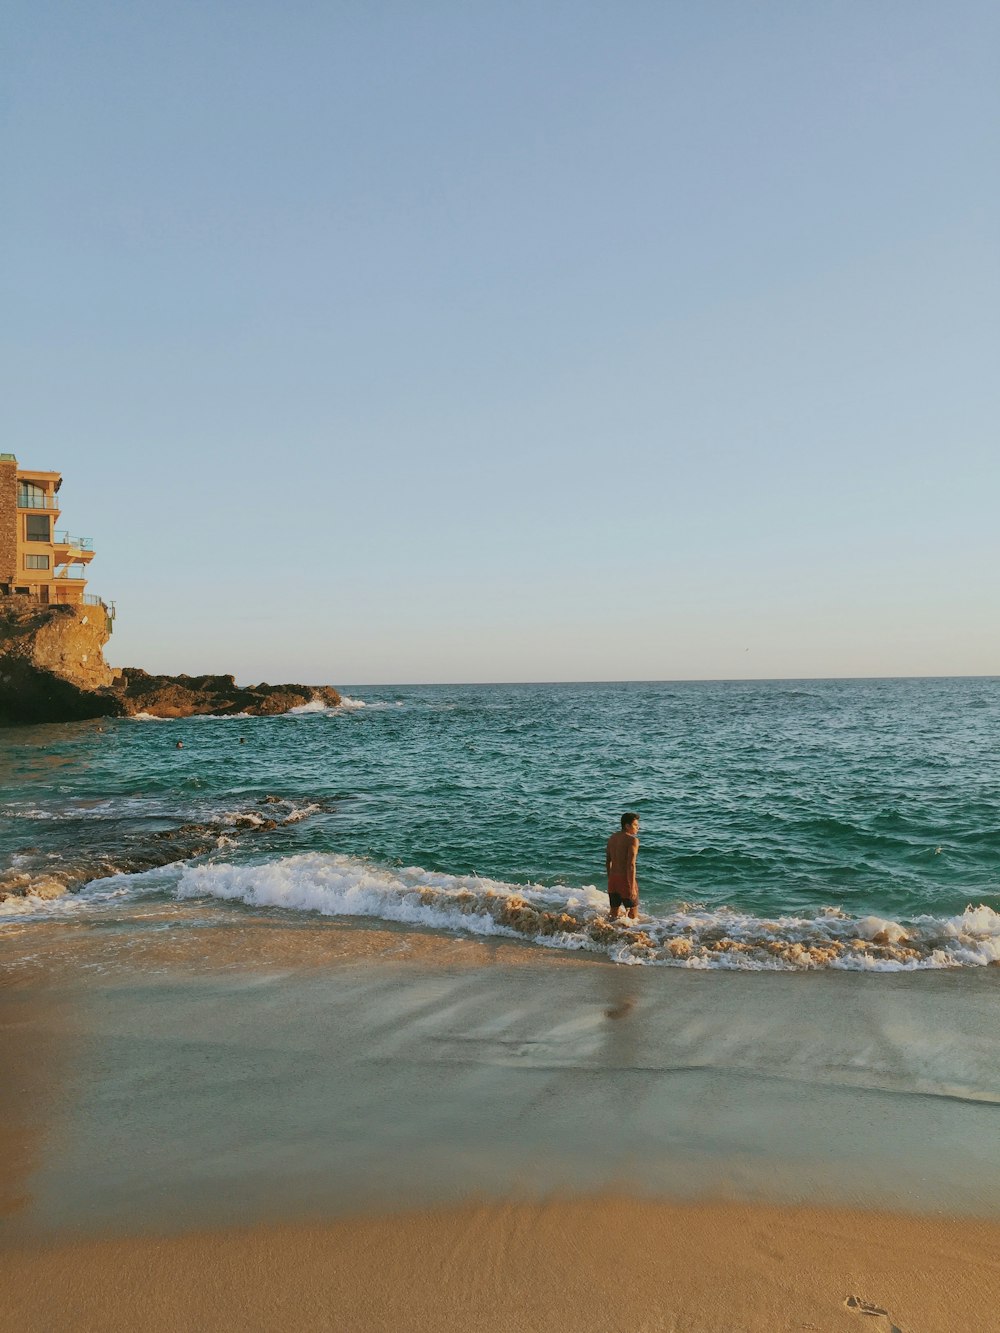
0 454 107 610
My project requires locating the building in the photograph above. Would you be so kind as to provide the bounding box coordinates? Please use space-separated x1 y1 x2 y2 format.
0 454 110 615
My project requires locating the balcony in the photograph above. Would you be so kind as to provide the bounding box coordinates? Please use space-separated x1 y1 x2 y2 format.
54 531 94 551
53 532 95 562
17 491 60 511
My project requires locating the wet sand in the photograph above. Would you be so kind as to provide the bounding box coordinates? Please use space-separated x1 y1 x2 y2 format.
3 915 1000 1330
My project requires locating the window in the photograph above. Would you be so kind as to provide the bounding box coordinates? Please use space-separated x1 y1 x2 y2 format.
25 554 50 570
26 515 50 542
17 482 47 508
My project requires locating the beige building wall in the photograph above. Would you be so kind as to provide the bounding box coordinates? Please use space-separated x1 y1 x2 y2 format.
2 458 100 608
14 468 63 600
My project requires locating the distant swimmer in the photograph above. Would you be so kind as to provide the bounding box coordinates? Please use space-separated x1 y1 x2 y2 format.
175 740 183 749
239 736 247 744
606 813 640 921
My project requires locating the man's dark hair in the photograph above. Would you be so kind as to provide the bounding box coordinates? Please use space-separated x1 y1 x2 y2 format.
621 812 639 831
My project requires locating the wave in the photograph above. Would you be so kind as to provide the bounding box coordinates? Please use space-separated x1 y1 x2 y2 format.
334 696 404 711
0 797 328 908
0 868 173 918
287 695 395 715
287 698 341 715
175 853 1000 971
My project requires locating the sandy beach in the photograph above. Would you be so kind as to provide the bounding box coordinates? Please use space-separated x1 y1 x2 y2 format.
7 1195 1000 1333
3 915 1000 1331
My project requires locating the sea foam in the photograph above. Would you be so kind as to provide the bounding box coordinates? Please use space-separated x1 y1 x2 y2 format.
175 853 1000 971
286 694 386 715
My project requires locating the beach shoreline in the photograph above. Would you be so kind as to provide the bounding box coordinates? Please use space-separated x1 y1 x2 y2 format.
4 917 1000 1329
7 1193 1000 1332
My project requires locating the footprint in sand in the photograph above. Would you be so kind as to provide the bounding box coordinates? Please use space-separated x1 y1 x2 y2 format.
844 1294 904 1332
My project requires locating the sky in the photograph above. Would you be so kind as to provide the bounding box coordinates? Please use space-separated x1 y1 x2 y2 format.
3 1 998 684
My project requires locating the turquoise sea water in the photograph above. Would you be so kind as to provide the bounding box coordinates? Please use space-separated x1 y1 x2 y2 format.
2 678 999 970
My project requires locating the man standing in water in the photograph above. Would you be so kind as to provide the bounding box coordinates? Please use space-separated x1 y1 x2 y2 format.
606 813 640 921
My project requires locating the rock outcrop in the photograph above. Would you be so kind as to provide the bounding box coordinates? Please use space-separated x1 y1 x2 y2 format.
114 669 341 718
0 596 340 723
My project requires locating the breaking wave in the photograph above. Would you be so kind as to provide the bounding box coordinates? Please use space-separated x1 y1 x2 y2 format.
0 798 328 908
175 853 1000 971
287 695 394 715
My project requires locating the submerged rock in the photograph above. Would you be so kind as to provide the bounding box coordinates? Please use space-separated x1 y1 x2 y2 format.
0 796 331 902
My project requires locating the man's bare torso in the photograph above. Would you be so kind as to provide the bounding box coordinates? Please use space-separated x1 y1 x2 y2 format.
606 831 638 888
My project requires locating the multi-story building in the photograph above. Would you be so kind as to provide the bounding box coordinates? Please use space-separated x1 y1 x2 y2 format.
0 454 109 612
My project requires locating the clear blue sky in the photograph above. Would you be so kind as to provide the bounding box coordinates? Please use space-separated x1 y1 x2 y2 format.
3 1 997 683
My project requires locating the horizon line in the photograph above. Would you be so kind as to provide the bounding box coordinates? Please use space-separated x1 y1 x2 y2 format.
326 674 999 688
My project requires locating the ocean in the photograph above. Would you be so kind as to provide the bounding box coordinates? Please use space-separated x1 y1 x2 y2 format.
5 677 1000 1228
2 677 999 970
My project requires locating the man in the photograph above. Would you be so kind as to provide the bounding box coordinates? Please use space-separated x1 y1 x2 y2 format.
606 812 640 921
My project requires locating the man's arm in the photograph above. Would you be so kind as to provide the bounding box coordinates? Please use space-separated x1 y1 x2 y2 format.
605 836 613 877
626 835 638 890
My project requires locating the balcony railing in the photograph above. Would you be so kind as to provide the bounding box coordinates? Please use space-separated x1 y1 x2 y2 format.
16 491 60 510
54 567 87 581
54 531 94 551
83 594 115 618
2 589 114 618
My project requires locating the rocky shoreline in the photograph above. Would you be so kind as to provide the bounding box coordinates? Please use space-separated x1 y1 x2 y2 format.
113 669 341 720
0 795 328 903
0 598 340 723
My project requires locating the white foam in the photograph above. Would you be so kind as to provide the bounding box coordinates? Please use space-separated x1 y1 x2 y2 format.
174 853 1000 971
280 802 322 824
286 698 339 715
0 866 173 919
286 695 394 714
0 891 71 918
217 799 322 827
856 916 910 943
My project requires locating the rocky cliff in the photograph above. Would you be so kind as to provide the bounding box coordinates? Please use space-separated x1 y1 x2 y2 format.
0 599 124 722
0 597 340 723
